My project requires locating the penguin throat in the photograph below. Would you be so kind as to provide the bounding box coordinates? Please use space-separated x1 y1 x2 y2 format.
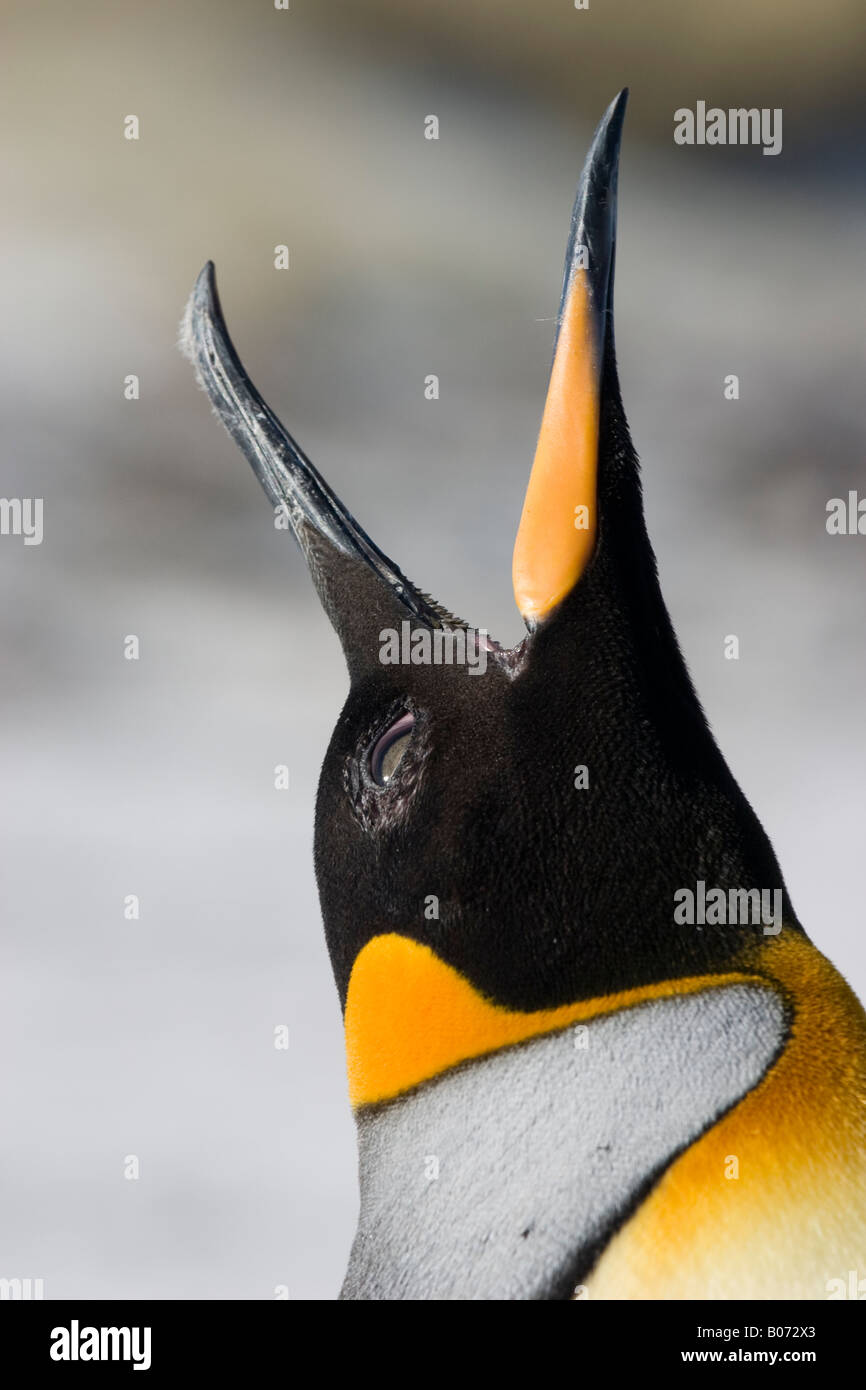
340 982 786 1300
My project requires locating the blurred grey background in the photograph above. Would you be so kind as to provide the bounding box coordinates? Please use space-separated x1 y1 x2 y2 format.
1 0 865 1299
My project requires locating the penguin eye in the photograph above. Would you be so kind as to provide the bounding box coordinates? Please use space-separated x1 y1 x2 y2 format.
369 712 415 786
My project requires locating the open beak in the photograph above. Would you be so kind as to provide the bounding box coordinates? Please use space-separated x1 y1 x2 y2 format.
512 89 627 629
181 90 627 664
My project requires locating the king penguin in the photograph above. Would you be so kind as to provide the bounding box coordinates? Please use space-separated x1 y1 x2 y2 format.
181 90 866 1301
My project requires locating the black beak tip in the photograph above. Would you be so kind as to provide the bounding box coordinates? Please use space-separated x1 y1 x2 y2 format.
589 88 629 182
192 260 217 314
181 261 227 376
554 89 629 334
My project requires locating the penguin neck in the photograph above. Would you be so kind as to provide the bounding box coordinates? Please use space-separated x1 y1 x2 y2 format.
340 980 786 1300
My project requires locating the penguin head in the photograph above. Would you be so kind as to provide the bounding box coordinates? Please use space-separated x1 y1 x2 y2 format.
182 90 791 1108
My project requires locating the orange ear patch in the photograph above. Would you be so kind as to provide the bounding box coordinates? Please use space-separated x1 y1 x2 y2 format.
512 272 600 625
344 932 765 1107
